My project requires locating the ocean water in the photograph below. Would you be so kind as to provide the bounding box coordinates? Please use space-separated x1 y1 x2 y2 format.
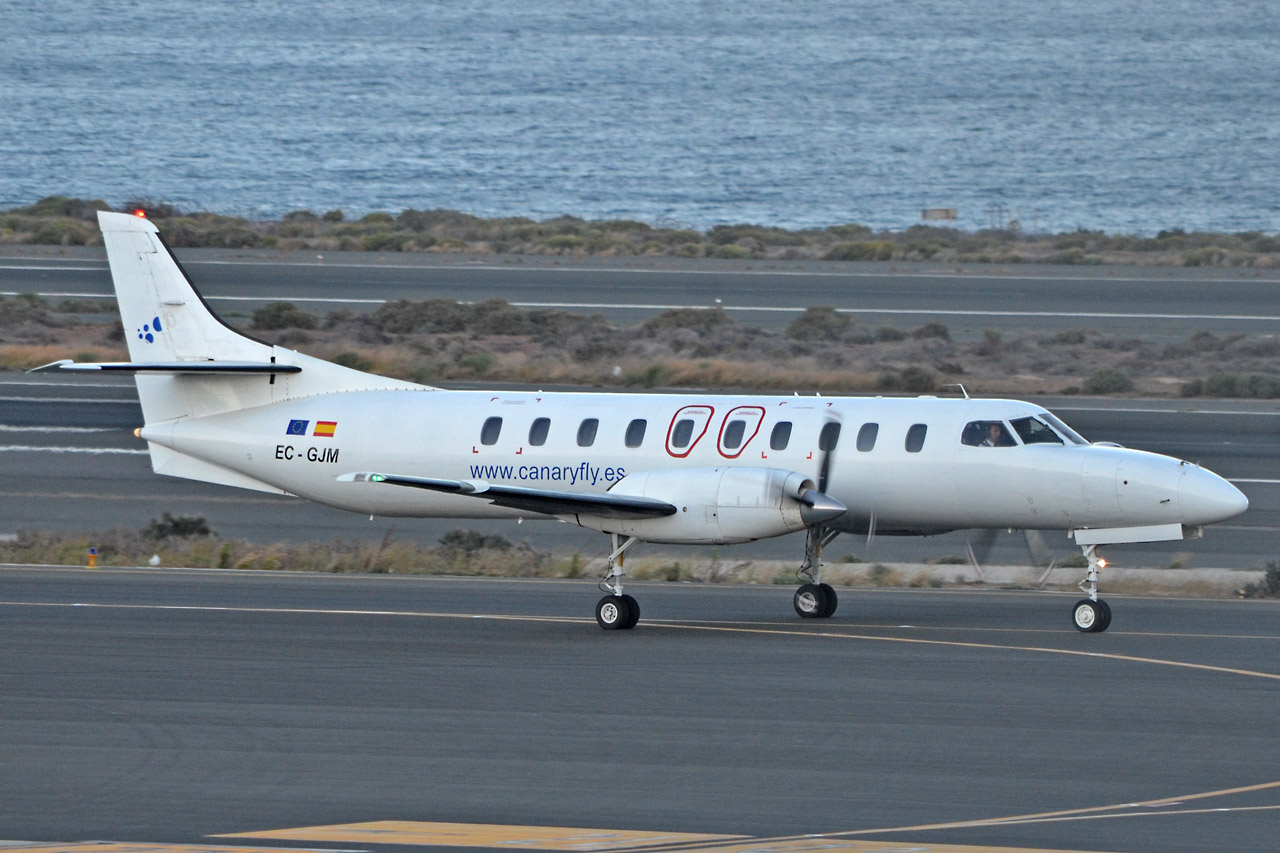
2 0 1278 234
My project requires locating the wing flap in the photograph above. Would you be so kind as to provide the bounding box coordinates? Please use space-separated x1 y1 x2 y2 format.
339 472 677 519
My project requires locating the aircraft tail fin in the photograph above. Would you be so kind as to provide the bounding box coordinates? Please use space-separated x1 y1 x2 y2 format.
100 211 274 366
96 211 421 425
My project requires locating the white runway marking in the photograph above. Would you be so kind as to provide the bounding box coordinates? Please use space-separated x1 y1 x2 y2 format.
6 290 1280 323
0 445 147 455
9 256 1280 288
0 265 105 271
0 396 136 404
0 381 133 388
0 425 113 433
0 291 113 298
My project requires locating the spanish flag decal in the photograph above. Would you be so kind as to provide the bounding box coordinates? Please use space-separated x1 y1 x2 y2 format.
313 420 337 438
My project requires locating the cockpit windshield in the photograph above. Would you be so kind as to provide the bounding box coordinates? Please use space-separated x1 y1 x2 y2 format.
1010 416 1063 445
1038 412 1089 445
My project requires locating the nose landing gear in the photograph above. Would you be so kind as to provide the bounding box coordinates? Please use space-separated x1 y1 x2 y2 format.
1072 544 1112 632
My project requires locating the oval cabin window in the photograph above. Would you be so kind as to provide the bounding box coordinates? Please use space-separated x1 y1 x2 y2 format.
480 416 502 446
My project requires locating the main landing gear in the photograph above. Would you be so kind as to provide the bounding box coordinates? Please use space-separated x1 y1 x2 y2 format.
1072 543 1112 633
794 526 840 619
595 533 640 630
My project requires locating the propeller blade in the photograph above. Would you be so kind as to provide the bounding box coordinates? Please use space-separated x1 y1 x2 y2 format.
1024 529 1054 567
816 418 841 495
968 527 1000 566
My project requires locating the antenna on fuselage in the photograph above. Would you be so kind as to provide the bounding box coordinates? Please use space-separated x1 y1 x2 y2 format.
943 383 970 399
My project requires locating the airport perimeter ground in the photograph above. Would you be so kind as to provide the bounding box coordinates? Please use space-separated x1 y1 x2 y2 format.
2 249 1279 852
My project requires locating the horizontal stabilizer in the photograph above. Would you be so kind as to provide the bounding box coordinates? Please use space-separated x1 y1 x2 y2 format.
339 472 678 519
29 359 301 375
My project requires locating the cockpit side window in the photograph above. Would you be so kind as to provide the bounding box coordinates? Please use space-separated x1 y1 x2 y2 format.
962 420 1016 447
1011 416 1064 445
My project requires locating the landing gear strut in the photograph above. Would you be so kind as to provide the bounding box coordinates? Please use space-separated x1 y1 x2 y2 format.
1071 544 1112 633
794 526 839 618
596 533 640 630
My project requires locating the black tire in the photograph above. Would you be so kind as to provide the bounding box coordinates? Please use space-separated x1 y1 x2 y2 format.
1095 599 1112 632
818 583 838 618
596 595 627 629
794 583 828 618
1072 599 1101 633
620 594 640 629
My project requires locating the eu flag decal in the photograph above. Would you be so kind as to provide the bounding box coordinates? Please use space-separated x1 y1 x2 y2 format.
286 419 309 436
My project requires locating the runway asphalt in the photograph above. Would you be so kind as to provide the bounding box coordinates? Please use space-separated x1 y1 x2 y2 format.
2 247 1277 852
1 567 1278 853
3 248 1280 339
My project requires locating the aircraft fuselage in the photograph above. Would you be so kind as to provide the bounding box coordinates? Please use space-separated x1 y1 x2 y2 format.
139 389 1244 540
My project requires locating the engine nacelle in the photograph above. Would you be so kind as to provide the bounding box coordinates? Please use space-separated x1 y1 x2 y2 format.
576 467 820 544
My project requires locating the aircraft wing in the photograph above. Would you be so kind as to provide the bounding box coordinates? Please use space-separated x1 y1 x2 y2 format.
338 472 678 519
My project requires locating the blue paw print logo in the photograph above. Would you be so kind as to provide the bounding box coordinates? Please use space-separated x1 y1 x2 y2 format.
137 315 163 343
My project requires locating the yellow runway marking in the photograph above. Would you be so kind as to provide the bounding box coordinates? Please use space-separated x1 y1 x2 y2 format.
673 840 1106 853
218 823 1098 853
637 619 1280 683
2 844 354 853
824 777 1280 838
219 821 743 850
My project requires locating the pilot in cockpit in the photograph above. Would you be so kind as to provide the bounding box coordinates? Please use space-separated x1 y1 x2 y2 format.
963 420 1017 447
981 422 1007 447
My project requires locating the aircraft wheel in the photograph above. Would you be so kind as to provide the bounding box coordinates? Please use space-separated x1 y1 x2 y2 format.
794 583 828 618
1095 599 1112 633
620 594 640 629
1071 598 1103 633
818 583 838 618
596 595 630 630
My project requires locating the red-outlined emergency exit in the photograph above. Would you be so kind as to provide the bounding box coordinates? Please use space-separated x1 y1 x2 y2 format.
665 405 714 457
717 405 765 458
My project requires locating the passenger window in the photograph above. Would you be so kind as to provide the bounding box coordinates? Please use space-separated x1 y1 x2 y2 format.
905 423 927 453
481 416 502 446
577 418 599 447
529 417 550 447
723 419 746 450
818 421 841 452
770 421 792 450
962 420 1016 447
1012 416 1064 445
625 418 647 448
856 423 878 452
671 418 695 449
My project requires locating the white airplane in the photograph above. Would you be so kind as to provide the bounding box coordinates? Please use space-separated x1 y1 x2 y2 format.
40 211 1249 632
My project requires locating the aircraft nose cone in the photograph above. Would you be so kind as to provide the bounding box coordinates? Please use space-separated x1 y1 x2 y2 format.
799 489 848 526
1179 466 1249 525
